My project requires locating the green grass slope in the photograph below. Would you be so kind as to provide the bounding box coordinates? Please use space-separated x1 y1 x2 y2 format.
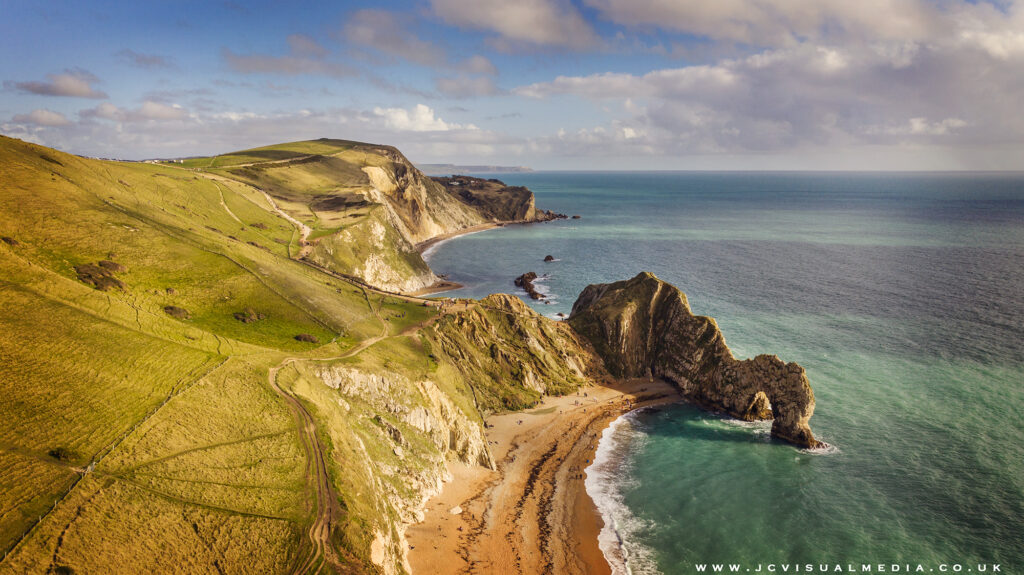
0 135 594 575
168 138 541 292
0 136 393 573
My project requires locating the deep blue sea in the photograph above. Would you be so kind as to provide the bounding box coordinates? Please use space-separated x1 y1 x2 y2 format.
424 172 1024 574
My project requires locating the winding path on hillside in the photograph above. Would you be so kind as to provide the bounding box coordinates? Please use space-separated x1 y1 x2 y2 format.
179 163 537 574
268 296 388 575
257 191 314 259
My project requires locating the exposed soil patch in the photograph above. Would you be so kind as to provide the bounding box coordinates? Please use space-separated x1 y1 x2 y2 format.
294 333 320 343
2 236 19 246
163 306 191 320
97 260 126 273
233 308 266 323
249 222 269 230
74 263 126 291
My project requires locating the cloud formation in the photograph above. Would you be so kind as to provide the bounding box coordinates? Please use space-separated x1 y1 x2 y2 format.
81 101 189 122
223 36 355 77
372 104 476 131
5 69 107 98
513 3 1024 160
12 109 71 126
431 0 598 50
584 0 944 47
344 10 446 66
5 0 1024 169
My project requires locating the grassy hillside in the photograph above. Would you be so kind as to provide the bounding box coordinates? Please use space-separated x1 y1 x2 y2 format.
169 138 500 292
0 135 404 573
0 135 594 574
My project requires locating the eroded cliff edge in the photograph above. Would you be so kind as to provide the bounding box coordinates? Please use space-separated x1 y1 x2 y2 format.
568 272 824 448
218 141 564 293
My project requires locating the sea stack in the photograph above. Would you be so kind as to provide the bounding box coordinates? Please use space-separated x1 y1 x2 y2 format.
568 272 823 448
544 255 555 262
514 272 544 300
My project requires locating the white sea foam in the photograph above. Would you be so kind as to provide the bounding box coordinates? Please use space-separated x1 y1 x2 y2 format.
585 411 662 575
802 440 840 456
520 275 559 305
721 417 773 438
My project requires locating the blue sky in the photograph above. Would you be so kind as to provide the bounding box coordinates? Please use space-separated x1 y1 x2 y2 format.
2 0 1023 169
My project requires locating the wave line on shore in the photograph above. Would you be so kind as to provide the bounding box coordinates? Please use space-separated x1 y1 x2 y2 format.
584 410 659 575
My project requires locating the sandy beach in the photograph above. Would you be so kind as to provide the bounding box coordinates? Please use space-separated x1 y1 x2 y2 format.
416 222 503 256
406 378 682 574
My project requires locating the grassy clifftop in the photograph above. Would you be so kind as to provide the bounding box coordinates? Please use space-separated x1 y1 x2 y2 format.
177 139 509 293
0 135 591 575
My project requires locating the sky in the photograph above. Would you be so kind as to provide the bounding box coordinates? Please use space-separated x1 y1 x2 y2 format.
2 0 1024 170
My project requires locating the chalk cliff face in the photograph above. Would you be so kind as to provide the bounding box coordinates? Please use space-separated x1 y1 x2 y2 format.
568 272 823 448
361 148 487 245
221 140 549 293
306 364 493 574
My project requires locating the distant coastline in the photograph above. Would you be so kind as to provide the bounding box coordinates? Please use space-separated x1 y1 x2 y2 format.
416 163 534 176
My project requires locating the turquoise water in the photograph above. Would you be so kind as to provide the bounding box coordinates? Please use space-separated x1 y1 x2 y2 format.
424 172 1024 574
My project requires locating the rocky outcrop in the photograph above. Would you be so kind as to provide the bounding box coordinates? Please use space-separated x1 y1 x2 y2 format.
315 366 494 470
568 272 823 448
432 176 567 223
514 272 544 300
424 294 606 413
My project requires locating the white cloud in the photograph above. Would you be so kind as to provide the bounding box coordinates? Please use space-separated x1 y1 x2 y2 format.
516 65 738 99
512 31 1023 157
11 109 71 126
81 101 189 122
5 69 107 98
372 104 476 131
871 117 969 137
431 0 598 50
959 29 1024 60
459 55 497 75
583 0 941 46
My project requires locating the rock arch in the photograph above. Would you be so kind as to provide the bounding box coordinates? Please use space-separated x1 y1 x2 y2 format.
569 272 823 448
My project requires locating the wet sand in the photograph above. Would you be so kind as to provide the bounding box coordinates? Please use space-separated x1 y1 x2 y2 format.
407 378 682 574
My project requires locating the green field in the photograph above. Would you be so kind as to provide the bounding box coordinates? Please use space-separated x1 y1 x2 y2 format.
0 135 592 574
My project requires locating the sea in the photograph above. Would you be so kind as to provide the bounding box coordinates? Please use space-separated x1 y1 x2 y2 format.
423 172 1024 575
